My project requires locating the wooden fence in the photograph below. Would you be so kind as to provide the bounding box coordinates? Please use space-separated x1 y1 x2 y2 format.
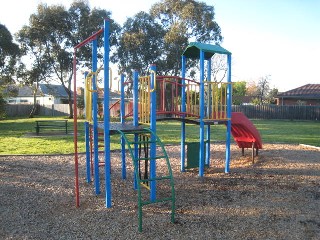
5 104 320 120
232 105 320 120
5 104 70 117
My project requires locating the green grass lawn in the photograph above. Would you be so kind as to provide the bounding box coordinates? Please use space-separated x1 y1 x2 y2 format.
0 117 319 155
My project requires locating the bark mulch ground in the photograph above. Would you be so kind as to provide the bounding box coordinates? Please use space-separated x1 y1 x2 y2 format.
0 143 319 239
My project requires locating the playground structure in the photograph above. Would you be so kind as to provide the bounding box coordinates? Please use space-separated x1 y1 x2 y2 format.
73 19 262 231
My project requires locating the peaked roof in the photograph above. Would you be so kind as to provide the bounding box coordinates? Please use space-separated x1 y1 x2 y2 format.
17 85 40 97
39 84 68 97
277 84 320 99
11 84 69 98
182 42 231 59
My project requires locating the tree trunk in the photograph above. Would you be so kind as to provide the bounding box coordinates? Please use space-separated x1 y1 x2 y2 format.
63 84 73 119
60 74 73 119
29 84 38 118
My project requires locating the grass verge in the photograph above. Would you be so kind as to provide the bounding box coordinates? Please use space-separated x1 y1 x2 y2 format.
0 117 319 155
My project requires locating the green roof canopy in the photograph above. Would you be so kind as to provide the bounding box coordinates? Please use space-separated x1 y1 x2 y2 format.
182 42 231 60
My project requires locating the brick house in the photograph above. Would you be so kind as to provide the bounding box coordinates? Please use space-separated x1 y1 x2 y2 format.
276 84 320 106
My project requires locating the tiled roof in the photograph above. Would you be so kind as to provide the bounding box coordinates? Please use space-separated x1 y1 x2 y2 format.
277 84 320 99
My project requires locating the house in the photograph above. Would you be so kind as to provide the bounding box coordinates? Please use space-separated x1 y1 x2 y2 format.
6 83 71 105
276 84 320 106
77 87 121 104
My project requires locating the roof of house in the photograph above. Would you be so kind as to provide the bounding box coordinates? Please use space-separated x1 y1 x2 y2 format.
277 84 320 99
17 85 40 97
39 84 68 98
182 42 231 60
10 84 69 98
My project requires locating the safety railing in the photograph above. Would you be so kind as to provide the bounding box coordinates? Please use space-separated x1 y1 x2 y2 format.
138 75 231 123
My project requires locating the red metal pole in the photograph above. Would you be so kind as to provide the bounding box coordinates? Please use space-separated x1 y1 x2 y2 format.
73 50 80 208
74 28 104 49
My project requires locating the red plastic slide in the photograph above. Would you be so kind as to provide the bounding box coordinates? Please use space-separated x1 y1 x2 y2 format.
230 112 263 150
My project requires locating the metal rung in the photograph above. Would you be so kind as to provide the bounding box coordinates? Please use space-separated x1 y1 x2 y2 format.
117 128 175 232
128 140 158 145
137 155 166 161
140 176 171 182
122 130 150 135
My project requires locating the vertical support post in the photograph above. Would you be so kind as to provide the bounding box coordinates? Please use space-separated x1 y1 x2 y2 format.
206 58 211 167
73 50 80 207
225 53 232 173
133 69 139 189
103 19 112 208
149 64 157 201
133 70 139 127
84 71 91 183
120 73 126 179
180 55 186 172
92 38 100 195
199 50 205 177
85 121 91 183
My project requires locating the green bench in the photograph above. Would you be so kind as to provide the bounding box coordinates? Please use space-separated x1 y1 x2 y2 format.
35 120 68 135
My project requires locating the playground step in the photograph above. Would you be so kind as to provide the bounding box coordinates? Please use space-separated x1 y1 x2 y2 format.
137 155 167 161
128 140 157 145
117 127 175 232
140 175 172 182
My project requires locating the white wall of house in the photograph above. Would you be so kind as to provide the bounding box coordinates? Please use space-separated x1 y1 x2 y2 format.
6 95 62 105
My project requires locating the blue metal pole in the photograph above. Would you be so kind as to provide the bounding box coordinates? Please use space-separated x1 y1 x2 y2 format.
133 70 139 189
206 59 211 167
85 121 91 183
120 73 126 179
84 71 91 183
199 50 205 177
225 53 232 173
150 64 157 201
92 38 100 195
180 55 186 172
133 70 139 127
103 19 112 207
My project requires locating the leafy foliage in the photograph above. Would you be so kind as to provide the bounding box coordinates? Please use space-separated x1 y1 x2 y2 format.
0 24 20 83
117 11 165 78
0 24 20 118
16 1 121 118
117 0 222 78
232 81 247 105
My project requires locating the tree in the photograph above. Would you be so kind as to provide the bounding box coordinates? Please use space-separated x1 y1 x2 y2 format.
17 1 120 118
16 24 51 117
117 0 222 78
246 75 273 105
151 0 222 75
257 75 271 104
233 81 247 96
117 11 165 78
232 81 247 105
0 24 20 83
0 24 20 118
210 54 228 82
246 81 259 97
266 87 278 104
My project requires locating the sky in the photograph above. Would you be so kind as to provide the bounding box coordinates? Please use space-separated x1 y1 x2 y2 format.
0 0 319 92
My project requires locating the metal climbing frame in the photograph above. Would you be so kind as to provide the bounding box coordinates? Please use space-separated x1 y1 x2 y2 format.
118 128 175 232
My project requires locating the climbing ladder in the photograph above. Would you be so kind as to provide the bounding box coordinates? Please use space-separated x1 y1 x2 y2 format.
117 128 175 232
